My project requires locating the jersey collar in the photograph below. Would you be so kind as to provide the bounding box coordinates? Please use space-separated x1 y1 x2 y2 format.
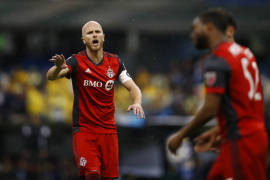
84 50 104 66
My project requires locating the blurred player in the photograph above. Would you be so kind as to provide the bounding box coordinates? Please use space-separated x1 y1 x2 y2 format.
167 8 268 180
194 8 237 153
47 21 145 180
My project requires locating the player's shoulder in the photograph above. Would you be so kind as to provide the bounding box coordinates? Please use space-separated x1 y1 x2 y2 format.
66 54 78 64
215 42 248 59
215 42 256 65
66 51 85 68
204 54 231 71
72 50 86 58
67 51 88 65
104 51 121 66
104 51 119 59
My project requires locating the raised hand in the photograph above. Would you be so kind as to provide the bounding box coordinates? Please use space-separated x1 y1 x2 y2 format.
127 103 145 119
49 54 67 69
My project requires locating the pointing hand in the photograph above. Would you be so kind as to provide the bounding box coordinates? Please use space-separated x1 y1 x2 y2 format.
49 54 67 69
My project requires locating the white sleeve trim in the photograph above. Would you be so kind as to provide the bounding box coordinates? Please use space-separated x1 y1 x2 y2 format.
119 70 132 83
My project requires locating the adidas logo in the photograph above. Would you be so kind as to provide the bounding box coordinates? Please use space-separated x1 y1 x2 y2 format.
85 68 91 73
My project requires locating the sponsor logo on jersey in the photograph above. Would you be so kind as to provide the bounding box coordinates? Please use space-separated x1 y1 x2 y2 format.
105 80 114 91
84 80 103 87
107 67 115 78
83 80 114 91
204 72 216 86
80 157 87 167
85 68 91 74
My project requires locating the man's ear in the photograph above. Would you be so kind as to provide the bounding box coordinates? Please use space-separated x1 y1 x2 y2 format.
82 37 86 44
226 26 235 39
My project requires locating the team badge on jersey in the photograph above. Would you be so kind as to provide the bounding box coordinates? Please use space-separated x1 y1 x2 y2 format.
107 67 115 78
80 157 87 167
204 72 216 86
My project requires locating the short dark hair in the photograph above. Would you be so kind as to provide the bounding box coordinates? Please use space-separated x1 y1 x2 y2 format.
198 8 237 33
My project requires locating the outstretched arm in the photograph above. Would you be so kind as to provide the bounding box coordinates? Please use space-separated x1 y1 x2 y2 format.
47 54 69 81
122 79 145 119
167 93 221 154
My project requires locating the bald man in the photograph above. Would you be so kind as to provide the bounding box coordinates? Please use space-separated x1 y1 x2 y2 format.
47 21 145 180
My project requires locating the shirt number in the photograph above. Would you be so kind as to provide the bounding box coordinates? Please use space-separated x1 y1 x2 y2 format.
241 58 261 101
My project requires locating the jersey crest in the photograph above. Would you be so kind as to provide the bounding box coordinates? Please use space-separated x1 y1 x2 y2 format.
107 66 115 78
205 71 217 86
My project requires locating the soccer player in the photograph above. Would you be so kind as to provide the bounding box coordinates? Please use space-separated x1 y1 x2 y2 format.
194 8 237 153
167 8 268 180
47 21 145 180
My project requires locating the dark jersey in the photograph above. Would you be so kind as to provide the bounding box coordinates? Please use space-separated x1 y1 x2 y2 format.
66 51 131 134
203 42 265 139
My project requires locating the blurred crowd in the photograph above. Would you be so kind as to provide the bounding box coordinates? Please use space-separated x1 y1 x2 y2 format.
2 55 270 123
0 67 73 125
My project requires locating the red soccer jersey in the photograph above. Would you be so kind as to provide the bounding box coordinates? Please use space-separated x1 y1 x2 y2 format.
66 51 130 134
203 42 265 139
